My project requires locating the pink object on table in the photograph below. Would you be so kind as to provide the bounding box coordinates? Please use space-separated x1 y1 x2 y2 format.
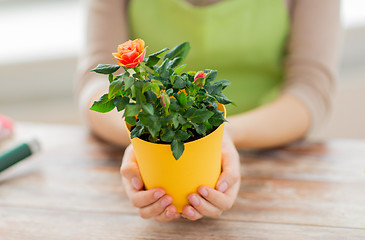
0 114 14 141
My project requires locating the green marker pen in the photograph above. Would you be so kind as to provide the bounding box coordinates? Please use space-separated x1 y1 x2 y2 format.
0 138 41 173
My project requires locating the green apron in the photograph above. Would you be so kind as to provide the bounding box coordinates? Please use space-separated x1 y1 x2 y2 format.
128 0 289 115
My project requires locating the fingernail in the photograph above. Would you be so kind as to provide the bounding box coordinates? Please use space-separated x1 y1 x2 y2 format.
131 177 142 190
154 190 165 200
218 181 228 192
186 208 195 217
166 210 174 218
189 195 200 206
198 187 208 197
161 197 172 207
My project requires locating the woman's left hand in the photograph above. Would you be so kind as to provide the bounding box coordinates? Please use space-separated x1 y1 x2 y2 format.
182 130 241 220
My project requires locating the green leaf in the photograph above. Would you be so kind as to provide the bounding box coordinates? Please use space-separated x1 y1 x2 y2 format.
138 114 153 126
131 85 136 98
151 79 163 86
114 96 129 111
177 92 187 107
149 48 169 58
124 76 134 90
108 73 114 83
134 81 146 104
190 109 214 123
156 59 169 76
171 139 184 160
164 42 190 61
208 80 231 95
150 83 161 95
161 129 175 142
215 93 233 105
139 114 161 139
125 116 137 126
209 115 225 127
176 130 190 142
145 56 160 68
159 115 173 126
181 122 193 131
134 80 143 89
145 90 157 103
144 48 169 67
90 94 115 113
168 57 183 69
172 115 179 129
173 76 186 89
178 114 187 125
124 104 141 117
205 121 213 132
166 89 174 95
205 70 217 83
130 125 144 139
184 108 197 118
142 103 154 115
174 64 186 74
142 82 152 94
91 64 120 74
193 123 207 136
108 78 123 98
169 98 180 111
212 79 231 89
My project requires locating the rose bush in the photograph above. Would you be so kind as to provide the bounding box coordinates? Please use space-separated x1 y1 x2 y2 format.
90 40 233 160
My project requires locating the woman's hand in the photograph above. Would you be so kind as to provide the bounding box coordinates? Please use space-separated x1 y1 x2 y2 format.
182 131 241 220
120 144 181 222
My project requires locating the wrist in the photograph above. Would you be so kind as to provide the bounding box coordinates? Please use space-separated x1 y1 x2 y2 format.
224 118 251 149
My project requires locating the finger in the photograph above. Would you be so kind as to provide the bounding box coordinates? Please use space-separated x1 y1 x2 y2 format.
120 144 143 191
128 187 166 208
138 195 173 219
154 205 181 222
181 205 203 221
188 193 222 218
120 145 166 208
197 185 238 211
215 167 240 193
216 148 240 193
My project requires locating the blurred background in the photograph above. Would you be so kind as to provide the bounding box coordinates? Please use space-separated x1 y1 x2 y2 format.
0 0 364 139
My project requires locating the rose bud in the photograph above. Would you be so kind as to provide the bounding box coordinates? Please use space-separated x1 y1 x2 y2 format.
194 71 206 87
112 39 147 68
160 92 170 107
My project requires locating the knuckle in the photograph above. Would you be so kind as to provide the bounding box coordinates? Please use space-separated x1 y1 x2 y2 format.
131 201 139 208
130 197 141 208
120 163 138 178
120 166 128 177
140 199 165 219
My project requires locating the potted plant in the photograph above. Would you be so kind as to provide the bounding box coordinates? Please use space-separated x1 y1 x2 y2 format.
90 39 233 212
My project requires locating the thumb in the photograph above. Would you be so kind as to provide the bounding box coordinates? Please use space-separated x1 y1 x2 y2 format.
120 144 143 191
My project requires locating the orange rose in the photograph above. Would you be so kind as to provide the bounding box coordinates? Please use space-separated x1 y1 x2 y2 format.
112 39 147 68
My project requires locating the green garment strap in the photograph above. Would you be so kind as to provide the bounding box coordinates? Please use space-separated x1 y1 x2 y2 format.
128 0 289 115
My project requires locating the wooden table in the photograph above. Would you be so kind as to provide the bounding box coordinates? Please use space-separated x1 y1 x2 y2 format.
0 123 364 239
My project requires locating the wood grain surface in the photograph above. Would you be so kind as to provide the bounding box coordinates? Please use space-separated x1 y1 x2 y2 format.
0 123 364 239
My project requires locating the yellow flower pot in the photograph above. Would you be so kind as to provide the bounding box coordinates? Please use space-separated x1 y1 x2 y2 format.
126 105 225 213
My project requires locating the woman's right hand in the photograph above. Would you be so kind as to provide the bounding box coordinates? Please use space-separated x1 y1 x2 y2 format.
120 144 181 222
